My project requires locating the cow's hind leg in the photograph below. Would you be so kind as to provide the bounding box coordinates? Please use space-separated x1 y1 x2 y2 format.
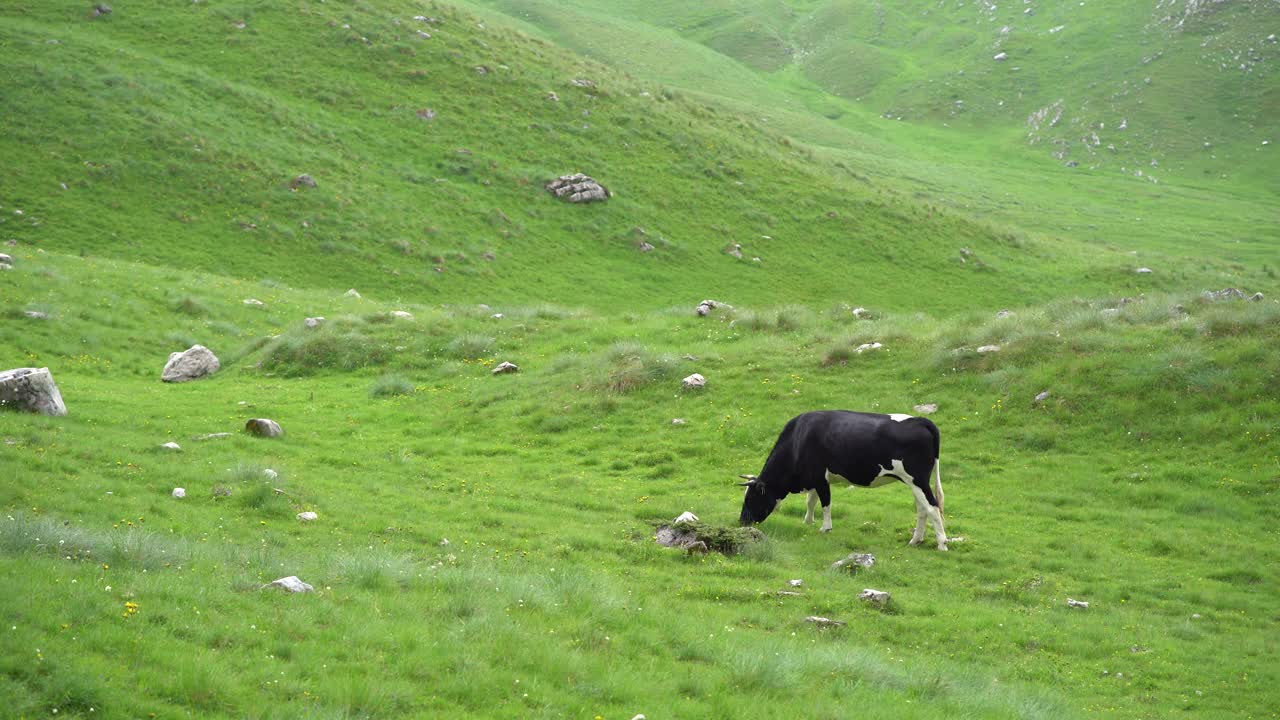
906 460 947 550
909 493 928 546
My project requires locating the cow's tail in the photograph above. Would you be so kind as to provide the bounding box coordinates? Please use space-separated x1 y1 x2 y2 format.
923 418 943 515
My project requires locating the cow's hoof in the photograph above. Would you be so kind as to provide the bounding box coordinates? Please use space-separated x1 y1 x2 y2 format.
937 545 949 552
819 526 832 533
908 537 923 546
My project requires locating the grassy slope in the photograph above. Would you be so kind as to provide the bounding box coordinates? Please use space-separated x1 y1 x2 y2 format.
2 249 1278 719
0 1 1278 719
454 0 1280 267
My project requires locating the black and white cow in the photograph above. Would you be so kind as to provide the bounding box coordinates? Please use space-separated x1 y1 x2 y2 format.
737 410 949 550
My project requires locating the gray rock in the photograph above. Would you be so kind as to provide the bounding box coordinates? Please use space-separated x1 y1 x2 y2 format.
852 307 870 319
913 403 938 415
996 309 1012 318
859 588 891 605
804 616 846 627
1067 598 1090 609
296 511 318 522
263 469 278 480
545 173 609 203
638 241 655 253
160 441 182 452
1135 267 1153 274
1249 292 1264 302
23 311 47 320
855 342 883 354
171 487 186 498
994 52 1008 61
344 288 361 298
671 418 687 425
304 317 324 329
681 373 706 390
492 361 519 374
92 4 111 17
1035 390 1051 403
0 253 12 266
673 511 699 525
290 174 317 189
696 299 729 316
0 368 68 416
162 345 220 383
1203 288 1247 301
390 310 414 320
788 579 804 587
830 553 876 572
244 418 284 438
262 576 314 593
976 345 1001 354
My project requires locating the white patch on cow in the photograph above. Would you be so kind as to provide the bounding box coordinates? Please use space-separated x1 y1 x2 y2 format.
889 413 913 422
820 505 832 532
876 459 913 484
804 490 818 524
828 469 896 488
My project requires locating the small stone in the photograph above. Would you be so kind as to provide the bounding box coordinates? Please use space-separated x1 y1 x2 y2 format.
491 313 504 319
913 403 938 415
1249 292 1264 302
855 342 883 354
1034 390 1051 403
852 307 870 319
439 538 451 546
976 345 1001 354
492 361 519 374
804 616 846 627
994 52 1008 61
390 310 414 320
638 241 655 253
262 576 314 593
859 588 891 605
344 288 361 298
831 553 876 572
171 487 186 498
1135 267 1153 274
671 418 687 425
1067 598 1090 609
776 591 803 597
160 442 182 452
788 579 803 587
0 253 12 266
673 511 699 524
243 298 265 306
290 174 317 189
681 373 706 390
304 317 324 329
545 173 609 203
685 541 709 555
296 511 318 522
996 309 1012 318
244 418 284 438
91 4 111 17
23 311 47 320
263 469 278 480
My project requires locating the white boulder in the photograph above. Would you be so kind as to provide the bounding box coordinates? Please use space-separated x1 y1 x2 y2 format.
162 345 220 383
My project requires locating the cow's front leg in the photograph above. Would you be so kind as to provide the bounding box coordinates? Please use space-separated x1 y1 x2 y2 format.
816 481 833 532
804 490 818 525
909 493 928 546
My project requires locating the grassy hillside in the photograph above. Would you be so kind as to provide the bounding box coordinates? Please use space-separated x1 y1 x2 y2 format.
0 0 1271 313
1 1 1279 719
455 0 1280 264
2 248 1278 719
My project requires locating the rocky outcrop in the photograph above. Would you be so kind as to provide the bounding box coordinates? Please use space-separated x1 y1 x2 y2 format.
546 174 609 203
245 418 284 438
0 367 67 416
162 345 220 383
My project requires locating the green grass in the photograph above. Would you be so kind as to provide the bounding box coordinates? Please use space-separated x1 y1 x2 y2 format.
0 1 1278 719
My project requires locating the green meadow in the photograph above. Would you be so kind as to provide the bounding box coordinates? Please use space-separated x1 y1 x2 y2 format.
1 1 1278 719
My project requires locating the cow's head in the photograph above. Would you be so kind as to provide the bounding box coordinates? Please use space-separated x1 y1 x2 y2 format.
737 474 779 525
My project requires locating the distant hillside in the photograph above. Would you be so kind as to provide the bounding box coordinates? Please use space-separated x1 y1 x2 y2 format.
456 0 1279 267
0 1 1267 315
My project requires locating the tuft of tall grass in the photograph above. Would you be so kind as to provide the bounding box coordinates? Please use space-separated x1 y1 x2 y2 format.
369 374 414 397
444 333 496 360
594 342 678 392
